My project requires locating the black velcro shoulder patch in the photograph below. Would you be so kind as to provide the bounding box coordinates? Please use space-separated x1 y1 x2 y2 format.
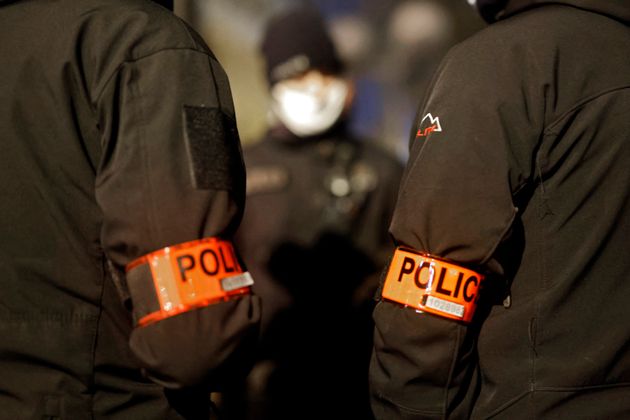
182 105 244 191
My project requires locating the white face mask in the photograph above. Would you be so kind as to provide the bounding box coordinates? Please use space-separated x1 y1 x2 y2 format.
270 72 349 137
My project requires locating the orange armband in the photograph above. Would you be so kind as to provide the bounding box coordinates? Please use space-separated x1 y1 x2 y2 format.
126 238 253 327
381 247 484 323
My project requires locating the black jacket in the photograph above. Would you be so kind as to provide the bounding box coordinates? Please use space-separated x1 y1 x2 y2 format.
237 127 403 330
231 126 403 419
370 1 630 418
0 0 260 418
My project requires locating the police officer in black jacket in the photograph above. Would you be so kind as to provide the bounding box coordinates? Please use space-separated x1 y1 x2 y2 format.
224 7 403 420
0 0 260 418
370 0 630 418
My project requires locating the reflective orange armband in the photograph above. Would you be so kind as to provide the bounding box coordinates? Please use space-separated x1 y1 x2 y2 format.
126 238 253 327
381 247 484 323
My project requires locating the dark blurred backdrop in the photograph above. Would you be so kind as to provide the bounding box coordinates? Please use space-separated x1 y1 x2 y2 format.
175 0 485 162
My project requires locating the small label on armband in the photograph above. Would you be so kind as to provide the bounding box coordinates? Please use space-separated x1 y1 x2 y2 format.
381 247 484 323
126 238 252 326
221 272 255 291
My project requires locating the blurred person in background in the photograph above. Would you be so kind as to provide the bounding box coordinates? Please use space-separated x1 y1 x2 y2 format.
222 6 403 420
0 0 260 418
370 0 630 418
197 0 483 155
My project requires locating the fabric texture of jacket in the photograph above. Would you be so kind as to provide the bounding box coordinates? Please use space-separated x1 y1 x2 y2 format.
370 0 630 418
0 0 260 418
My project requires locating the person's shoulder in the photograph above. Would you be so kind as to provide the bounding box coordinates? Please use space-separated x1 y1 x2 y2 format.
455 5 585 57
427 7 565 97
77 0 212 60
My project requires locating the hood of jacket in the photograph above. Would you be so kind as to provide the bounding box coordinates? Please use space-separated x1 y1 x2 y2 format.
478 0 630 24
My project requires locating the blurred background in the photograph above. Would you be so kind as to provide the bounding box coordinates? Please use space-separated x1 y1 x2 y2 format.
175 0 485 163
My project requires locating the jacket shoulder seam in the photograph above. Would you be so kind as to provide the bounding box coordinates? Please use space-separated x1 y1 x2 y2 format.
544 85 630 135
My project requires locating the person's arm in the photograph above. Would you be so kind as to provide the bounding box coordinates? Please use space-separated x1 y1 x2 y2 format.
370 39 543 418
95 42 260 390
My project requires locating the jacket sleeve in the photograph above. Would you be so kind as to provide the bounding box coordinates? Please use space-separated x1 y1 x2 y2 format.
370 40 543 418
94 45 260 390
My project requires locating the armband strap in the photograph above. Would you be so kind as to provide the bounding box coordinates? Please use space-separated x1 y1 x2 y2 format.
381 247 484 323
126 238 253 327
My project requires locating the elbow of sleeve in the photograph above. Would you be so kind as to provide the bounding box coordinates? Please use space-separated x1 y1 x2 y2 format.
128 294 261 390
370 300 479 418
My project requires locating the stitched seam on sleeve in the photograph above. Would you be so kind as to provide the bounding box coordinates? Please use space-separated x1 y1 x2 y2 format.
94 47 213 105
543 85 630 135
205 55 223 111
442 325 463 419
376 393 445 416
480 206 518 266
129 61 157 249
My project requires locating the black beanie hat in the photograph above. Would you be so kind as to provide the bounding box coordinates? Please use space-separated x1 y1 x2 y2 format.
261 7 343 85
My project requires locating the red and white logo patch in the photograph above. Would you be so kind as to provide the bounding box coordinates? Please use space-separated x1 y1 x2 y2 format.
416 113 442 138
